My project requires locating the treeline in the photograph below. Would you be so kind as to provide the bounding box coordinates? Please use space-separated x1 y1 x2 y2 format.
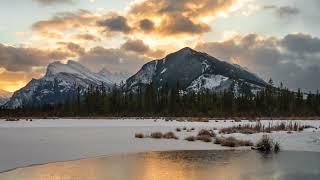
2 79 320 118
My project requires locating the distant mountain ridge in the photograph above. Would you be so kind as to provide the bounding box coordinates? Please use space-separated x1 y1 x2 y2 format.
4 47 267 109
126 47 267 92
5 60 129 108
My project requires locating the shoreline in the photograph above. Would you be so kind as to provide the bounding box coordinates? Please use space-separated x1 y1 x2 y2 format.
2 116 320 120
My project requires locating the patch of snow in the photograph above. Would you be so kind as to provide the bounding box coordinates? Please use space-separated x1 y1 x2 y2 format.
161 68 167 74
129 61 157 86
187 74 229 92
201 60 210 73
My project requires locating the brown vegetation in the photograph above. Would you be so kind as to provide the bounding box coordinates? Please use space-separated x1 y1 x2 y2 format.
135 133 144 138
253 135 280 153
163 132 179 139
197 129 216 137
219 122 315 134
185 136 196 141
196 135 212 142
135 131 178 140
5 118 20 121
214 137 253 147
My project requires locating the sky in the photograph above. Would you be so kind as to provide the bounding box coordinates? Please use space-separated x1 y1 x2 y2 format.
1 0 320 92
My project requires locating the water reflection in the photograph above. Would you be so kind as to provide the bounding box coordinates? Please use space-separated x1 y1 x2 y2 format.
1 150 319 180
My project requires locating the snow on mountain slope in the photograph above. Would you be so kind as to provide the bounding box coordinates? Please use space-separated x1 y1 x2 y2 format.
187 74 230 92
5 61 122 108
0 89 12 106
125 61 158 90
98 68 131 85
126 47 267 93
46 61 113 84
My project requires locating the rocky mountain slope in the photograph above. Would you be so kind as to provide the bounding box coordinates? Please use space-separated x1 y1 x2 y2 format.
5 61 128 108
125 47 267 93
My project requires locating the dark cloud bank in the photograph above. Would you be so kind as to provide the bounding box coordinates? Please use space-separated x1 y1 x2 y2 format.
196 33 320 92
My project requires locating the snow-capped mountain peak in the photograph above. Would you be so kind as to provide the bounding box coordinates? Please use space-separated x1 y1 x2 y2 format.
126 47 267 93
45 60 113 84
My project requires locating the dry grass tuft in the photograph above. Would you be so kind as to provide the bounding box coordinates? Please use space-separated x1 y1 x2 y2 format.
185 136 196 141
163 132 178 139
150 132 163 139
5 118 20 121
214 137 253 147
198 129 216 137
274 142 280 153
254 135 280 153
135 131 179 140
196 135 212 142
135 133 144 138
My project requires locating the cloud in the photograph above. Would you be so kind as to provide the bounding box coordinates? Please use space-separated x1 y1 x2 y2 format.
34 0 76 5
127 0 235 36
129 0 235 19
72 34 100 41
196 33 320 91
139 19 155 32
282 33 320 54
78 47 148 73
158 14 210 35
121 39 165 58
264 5 299 18
0 43 73 72
276 6 299 17
121 39 150 53
32 0 237 39
57 42 86 55
97 15 132 34
32 10 97 32
29 0 251 52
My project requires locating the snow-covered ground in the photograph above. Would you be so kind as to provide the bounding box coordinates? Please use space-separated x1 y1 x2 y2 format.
0 118 319 172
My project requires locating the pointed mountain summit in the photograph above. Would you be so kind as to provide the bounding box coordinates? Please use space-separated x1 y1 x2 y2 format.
126 47 267 92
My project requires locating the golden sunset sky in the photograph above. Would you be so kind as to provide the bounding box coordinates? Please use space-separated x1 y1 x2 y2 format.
1 0 320 92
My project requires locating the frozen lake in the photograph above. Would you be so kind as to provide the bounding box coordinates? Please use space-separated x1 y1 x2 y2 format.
0 118 320 173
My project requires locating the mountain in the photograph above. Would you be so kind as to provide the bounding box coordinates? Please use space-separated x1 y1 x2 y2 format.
125 47 267 93
5 60 127 109
5 48 267 109
0 89 12 106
